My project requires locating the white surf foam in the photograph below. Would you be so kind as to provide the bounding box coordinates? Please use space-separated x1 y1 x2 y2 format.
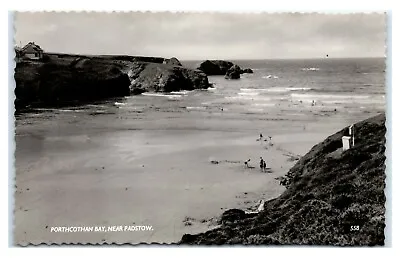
141 93 183 99
252 103 275 107
301 67 320 71
262 75 279 79
286 87 312 91
86 104 108 108
240 87 311 93
186 106 207 110
319 100 354 104
170 90 191 95
291 93 370 100
240 88 285 93
246 108 264 113
36 108 85 113
114 102 126 106
266 88 289 93
240 88 269 92
225 96 272 101
57 109 76 112
237 92 259 96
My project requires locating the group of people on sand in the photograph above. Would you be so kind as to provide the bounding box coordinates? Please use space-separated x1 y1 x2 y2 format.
258 133 272 142
243 132 271 173
244 157 269 172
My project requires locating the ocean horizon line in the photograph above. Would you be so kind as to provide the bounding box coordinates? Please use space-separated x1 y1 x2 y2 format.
39 51 384 62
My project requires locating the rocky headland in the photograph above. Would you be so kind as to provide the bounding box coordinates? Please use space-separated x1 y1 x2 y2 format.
180 114 386 246
14 53 211 110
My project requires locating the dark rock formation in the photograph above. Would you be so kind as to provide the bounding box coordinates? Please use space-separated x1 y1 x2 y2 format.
197 60 235 75
14 53 211 110
129 63 210 94
225 65 241 79
241 68 254 74
163 57 182 66
14 60 130 109
220 209 246 224
180 114 386 246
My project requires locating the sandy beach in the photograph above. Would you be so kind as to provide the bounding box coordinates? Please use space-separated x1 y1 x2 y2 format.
14 101 380 245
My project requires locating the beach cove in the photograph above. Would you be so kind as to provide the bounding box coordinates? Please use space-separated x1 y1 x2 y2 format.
14 58 385 244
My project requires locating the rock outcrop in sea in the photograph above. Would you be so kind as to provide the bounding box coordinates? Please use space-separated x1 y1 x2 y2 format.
241 68 253 74
197 60 234 75
225 65 241 79
128 62 210 94
197 60 253 79
180 114 386 246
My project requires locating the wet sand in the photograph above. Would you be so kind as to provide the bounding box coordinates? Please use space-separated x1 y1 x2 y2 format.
14 103 378 245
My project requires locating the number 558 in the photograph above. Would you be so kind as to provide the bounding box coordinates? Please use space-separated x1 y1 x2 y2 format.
350 225 359 231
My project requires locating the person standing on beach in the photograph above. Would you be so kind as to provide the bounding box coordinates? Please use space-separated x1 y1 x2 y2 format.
260 157 265 172
263 160 267 172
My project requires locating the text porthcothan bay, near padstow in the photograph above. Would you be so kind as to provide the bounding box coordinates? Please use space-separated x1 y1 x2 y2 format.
49 225 154 233
13 11 387 246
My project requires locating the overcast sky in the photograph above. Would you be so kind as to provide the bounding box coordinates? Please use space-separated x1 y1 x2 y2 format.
14 12 386 60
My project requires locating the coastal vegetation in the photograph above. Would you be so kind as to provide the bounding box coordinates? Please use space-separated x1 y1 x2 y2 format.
180 114 386 246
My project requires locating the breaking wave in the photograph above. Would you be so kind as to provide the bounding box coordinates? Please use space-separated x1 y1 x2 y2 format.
186 106 207 110
141 93 183 99
301 67 320 71
291 93 370 100
262 75 279 79
240 87 312 93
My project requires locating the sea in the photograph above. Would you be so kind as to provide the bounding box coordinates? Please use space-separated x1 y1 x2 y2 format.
16 58 386 127
15 58 386 133
184 58 385 118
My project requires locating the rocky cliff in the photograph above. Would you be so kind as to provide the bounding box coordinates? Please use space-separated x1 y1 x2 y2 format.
180 114 386 246
14 60 131 109
14 54 210 109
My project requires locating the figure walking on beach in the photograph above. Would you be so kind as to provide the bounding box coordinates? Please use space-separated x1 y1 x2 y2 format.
263 159 267 172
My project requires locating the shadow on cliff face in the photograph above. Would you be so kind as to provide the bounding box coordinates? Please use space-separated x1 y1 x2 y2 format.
14 59 131 109
180 114 386 246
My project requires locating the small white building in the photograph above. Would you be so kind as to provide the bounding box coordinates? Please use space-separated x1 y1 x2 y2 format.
342 124 355 151
342 136 352 151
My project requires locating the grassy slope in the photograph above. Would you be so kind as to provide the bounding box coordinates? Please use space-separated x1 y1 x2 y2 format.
180 114 387 246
